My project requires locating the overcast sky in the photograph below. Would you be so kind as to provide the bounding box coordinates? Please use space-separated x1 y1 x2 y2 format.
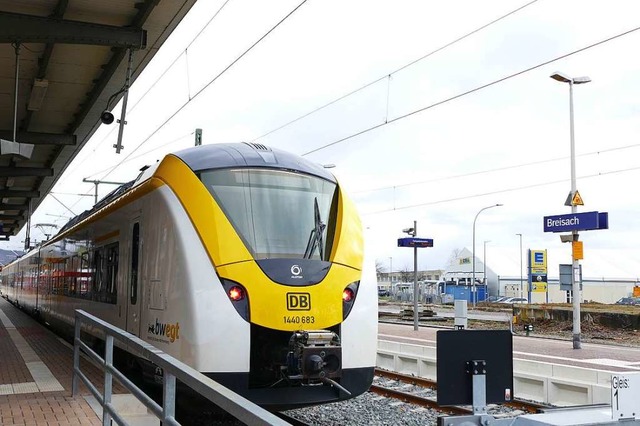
5 0 640 278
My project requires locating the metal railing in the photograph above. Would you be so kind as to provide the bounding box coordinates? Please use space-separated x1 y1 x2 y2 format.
72 309 290 426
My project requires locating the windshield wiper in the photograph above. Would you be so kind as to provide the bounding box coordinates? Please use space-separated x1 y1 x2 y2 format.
303 197 326 259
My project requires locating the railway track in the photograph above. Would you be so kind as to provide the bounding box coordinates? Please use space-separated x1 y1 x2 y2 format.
373 368 550 416
275 411 313 425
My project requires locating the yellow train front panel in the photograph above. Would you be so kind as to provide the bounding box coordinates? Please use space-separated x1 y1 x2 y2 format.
216 261 360 330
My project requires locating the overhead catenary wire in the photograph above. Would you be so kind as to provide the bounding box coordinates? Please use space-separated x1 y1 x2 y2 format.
302 24 640 157
96 0 309 182
48 194 78 217
82 131 193 181
252 0 539 142
353 143 640 194
35 131 194 236
53 0 303 202
362 164 640 216
59 0 232 182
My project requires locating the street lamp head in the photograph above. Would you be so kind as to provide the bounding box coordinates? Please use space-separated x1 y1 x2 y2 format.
550 72 571 83
550 72 591 85
496 203 503 207
573 76 591 85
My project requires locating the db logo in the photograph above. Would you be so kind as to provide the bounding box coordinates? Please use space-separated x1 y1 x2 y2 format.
287 292 311 311
290 265 302 276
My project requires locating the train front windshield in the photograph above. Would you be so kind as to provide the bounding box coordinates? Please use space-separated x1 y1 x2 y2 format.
201 168 337 260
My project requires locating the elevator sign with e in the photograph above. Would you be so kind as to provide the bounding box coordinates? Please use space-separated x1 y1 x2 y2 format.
529 249 547 293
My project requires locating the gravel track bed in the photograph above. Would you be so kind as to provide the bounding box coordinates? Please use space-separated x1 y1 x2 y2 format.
284 376 522 425
284 390 441 426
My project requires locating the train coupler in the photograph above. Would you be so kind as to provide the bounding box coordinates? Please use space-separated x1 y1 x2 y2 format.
286 330 342 381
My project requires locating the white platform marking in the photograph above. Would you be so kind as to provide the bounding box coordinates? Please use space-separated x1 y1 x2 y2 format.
0 307 64 394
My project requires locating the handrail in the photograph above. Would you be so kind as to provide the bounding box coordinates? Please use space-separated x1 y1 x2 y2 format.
72 309 290 425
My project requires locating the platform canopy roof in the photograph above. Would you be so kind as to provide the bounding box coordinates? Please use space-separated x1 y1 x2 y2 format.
0 0 196 242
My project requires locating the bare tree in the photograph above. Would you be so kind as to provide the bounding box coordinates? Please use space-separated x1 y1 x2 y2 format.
375 259 386 275
447 248 462 268
400 266 413 283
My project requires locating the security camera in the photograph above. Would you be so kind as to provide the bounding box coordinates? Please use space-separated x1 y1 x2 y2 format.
559 234 578 243
402 227 415 235
100 110 115 125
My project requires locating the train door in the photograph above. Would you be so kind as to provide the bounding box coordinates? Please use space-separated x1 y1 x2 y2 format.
126 220 142 336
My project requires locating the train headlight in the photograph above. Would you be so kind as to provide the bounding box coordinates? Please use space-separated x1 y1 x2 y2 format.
342 281 359 320
228 286 245 301
342 288 354 302
220 278 250 322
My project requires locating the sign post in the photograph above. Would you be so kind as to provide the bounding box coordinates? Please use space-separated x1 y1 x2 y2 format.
398 224 434 331
543 210 608 350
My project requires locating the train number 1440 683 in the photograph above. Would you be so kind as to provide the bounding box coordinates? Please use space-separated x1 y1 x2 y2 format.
283 315 315 324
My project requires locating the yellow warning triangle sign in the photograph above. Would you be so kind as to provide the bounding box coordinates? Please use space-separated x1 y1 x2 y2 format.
571 190 584 206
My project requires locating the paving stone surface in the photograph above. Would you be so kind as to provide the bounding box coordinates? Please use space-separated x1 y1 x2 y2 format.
0 297 129 425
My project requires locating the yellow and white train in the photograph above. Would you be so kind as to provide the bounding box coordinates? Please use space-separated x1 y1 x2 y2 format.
0 142 377 409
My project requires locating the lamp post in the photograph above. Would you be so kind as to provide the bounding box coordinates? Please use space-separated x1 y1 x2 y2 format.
472 204 502 307
483 240 490 288
551 71 590 350
516 233 523 299
389 257 393 285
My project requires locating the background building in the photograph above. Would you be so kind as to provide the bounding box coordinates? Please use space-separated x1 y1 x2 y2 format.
378 246 640 304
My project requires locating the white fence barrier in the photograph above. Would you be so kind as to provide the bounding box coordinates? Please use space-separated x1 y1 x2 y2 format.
377 339 614 406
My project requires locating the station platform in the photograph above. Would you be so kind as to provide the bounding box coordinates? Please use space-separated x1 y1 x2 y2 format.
0 297 124 425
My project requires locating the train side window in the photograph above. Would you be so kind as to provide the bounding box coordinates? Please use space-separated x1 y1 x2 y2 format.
92 244 118 305
105 243 118 304
80 252 91 298
93 248 105 301
69 256 79 297
130 222 140 305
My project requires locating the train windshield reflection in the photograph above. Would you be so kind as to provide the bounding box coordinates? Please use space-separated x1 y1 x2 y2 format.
201 168 337 260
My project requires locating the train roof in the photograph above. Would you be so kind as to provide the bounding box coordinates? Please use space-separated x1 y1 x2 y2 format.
173 143 336 183
54 143 335 239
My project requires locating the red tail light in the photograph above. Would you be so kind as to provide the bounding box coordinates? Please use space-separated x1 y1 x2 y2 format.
229 286 245 301
342 288 355 303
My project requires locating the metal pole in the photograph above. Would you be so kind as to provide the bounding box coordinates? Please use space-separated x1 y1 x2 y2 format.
103 335 114 426
13 43 20 143
413 220 419 331
569 81 581 350
472 215 477 308
518 234 523 299
82 179 127 205
72 315 81 397
483 240 490 289
25 199 32 251
114 48 134 154
473 205 502 307
163 372 177 423
389 257 392 284
516 234 523 298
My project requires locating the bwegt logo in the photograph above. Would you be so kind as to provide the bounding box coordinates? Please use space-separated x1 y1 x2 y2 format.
148 319 180 343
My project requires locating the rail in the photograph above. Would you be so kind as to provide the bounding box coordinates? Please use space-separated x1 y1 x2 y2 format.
72 309 290 426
